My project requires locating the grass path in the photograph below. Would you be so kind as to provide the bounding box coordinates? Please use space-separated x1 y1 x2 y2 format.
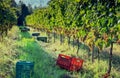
17 32 69 78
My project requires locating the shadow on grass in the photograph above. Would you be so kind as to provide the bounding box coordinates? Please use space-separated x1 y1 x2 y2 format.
69 38 120 73
100 50 120 71
70 38 120 67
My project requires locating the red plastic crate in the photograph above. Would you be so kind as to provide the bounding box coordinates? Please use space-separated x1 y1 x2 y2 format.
56 54 84 71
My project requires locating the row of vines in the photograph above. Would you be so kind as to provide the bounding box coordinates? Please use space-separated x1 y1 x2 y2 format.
26 0 120 75
0 0 17 38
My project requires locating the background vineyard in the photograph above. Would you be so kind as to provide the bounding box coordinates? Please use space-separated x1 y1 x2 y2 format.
26 0 120 76
0 0 120 78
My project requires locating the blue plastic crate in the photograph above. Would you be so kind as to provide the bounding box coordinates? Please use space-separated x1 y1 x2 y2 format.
16 61 34 78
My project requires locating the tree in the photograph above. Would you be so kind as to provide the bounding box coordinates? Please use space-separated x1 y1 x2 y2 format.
17 1 31 26
0 0 17 38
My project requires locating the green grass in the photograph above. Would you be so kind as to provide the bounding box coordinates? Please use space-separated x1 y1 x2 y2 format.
0 26 120 78
17 30 69 78
30 28 120 78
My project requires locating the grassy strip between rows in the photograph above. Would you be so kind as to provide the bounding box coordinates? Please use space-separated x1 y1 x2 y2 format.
0 26 120 78
17 33 68 78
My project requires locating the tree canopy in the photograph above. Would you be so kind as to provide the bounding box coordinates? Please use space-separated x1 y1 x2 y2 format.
0 0 17 37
